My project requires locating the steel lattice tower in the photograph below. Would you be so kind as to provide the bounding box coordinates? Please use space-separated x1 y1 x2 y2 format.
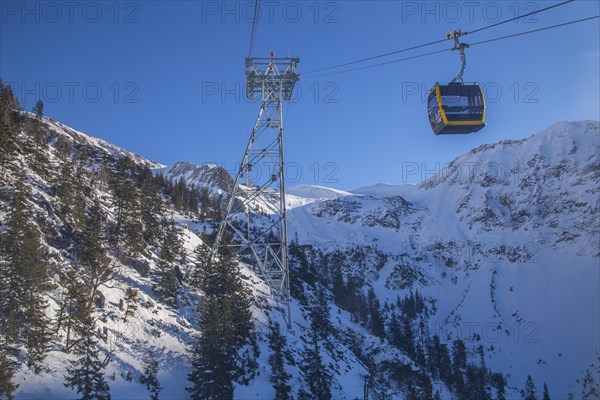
213 56 299 327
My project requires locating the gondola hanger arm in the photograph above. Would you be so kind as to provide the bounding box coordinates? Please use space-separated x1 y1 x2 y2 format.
446 29 470 84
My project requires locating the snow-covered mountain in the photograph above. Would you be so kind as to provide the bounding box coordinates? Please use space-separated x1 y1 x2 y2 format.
154 119 600 398
286 120 600 398
2 113 370 400
2 112 598 399
158 161 234 195
41 115 165 169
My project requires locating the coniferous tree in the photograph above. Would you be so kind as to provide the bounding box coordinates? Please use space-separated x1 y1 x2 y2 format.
309 284 332 343
27 110 50 179
1 177 32 333
351 283 369 324
154 220 180 306
123 200 143 255
386 309 401 347
475 345 490 399
63 285 111 400
71 161 88 231
268 321 291 400
331 267 347 310
367 287 385 338
300 284 333 399
300 328 332 400
170 177 190 212
198 187 210 214
521 375 538 400
416 373 434 400
139 174 163 246
581 359 599 400
452 339 467 394
542 382 551 400
0 227 18 393
188 296 233 399
33 100 44 118
0 341 19 399
463 363 490 400
189 241 211 290
440 343 453 384
79 199 114 310
189 183 200 215
426 335 441 378
187 245 253 399
452 339 467 370
23 286 52 373
430 337 452 385
109 158 143 253
54 135 72 160
1 176 52 372
55 269 87 350
414 341 427 369
55 159 75 219
0 121 17 175
491 372 507 400
207 246 253 340
399 315 415 358
140 350 161 400
0 82 18 125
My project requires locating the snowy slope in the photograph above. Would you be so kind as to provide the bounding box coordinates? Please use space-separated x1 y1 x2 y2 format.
6 113 599 399
40 114 164 169
351 183 416 198
5 114 371 400
287 120 600 398
287 184 353 200
286 185 353 209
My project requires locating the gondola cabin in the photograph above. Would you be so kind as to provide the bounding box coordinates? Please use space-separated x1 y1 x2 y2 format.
427 83 486 135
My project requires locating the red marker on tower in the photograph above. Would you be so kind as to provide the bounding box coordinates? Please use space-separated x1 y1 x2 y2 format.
269 51 275 57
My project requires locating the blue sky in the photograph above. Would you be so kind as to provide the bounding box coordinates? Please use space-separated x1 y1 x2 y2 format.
1 0 599 189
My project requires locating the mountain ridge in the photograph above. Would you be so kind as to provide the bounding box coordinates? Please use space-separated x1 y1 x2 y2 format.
285 119 599 398
1 109 598 399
